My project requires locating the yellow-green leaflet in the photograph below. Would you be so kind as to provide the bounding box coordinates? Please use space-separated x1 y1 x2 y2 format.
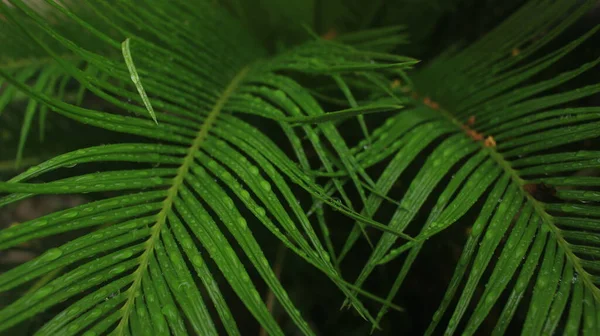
122 38 158 124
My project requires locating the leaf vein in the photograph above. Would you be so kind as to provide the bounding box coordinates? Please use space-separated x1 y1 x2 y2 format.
113 66 250 335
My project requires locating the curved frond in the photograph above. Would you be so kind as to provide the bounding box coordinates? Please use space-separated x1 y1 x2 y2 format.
0 0 416 334
330 0 600 334
3 0 599 334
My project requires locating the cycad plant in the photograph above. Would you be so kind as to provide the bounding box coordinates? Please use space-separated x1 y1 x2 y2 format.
0 0 599 335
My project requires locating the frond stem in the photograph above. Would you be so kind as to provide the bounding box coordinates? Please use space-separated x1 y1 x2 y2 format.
486 146 600 302
113 66 250 335
431 101 600 303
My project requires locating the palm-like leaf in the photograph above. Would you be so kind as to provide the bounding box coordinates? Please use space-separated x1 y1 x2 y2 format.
3 0 600 334
0 0 416 334
331 0 600 334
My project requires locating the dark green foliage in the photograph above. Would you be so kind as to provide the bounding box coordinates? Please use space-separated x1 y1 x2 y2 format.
0 0 599 335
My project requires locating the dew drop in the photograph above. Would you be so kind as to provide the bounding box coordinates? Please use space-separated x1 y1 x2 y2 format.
260 181 271 192
181 238 193 249
224 197 234 209
221 171 233 180
274 90 286 99
33 219 49 227
240 190 250 200
88 309 102 319
60 211 79 219
42 248 63 261
226 247 237 261
249 166 259 175
106 290 120 301
66 285 81 294
176 282 191 293
109 265 127 275
115 250 133 260
33 286 54 299
572 272 579 284
253 289 262 302
67 306 82 317
120 222 138 230
93 290 108 301
237 217 247 229
162 304 177 319
256 207 266 217
191 255 204 267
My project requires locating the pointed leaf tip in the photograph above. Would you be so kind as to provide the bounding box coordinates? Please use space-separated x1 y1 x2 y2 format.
122 38 158 125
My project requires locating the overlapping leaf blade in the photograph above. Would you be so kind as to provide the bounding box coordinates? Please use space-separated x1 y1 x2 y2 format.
319 0 600 334
0 0 417 334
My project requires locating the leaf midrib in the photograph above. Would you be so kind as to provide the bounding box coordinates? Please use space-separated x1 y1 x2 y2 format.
486 147 600 301
433 103 600 303
113 66 250 335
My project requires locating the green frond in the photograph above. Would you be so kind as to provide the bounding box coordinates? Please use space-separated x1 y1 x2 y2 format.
0 0 417 334
2 0 600 334
317 0 600 334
